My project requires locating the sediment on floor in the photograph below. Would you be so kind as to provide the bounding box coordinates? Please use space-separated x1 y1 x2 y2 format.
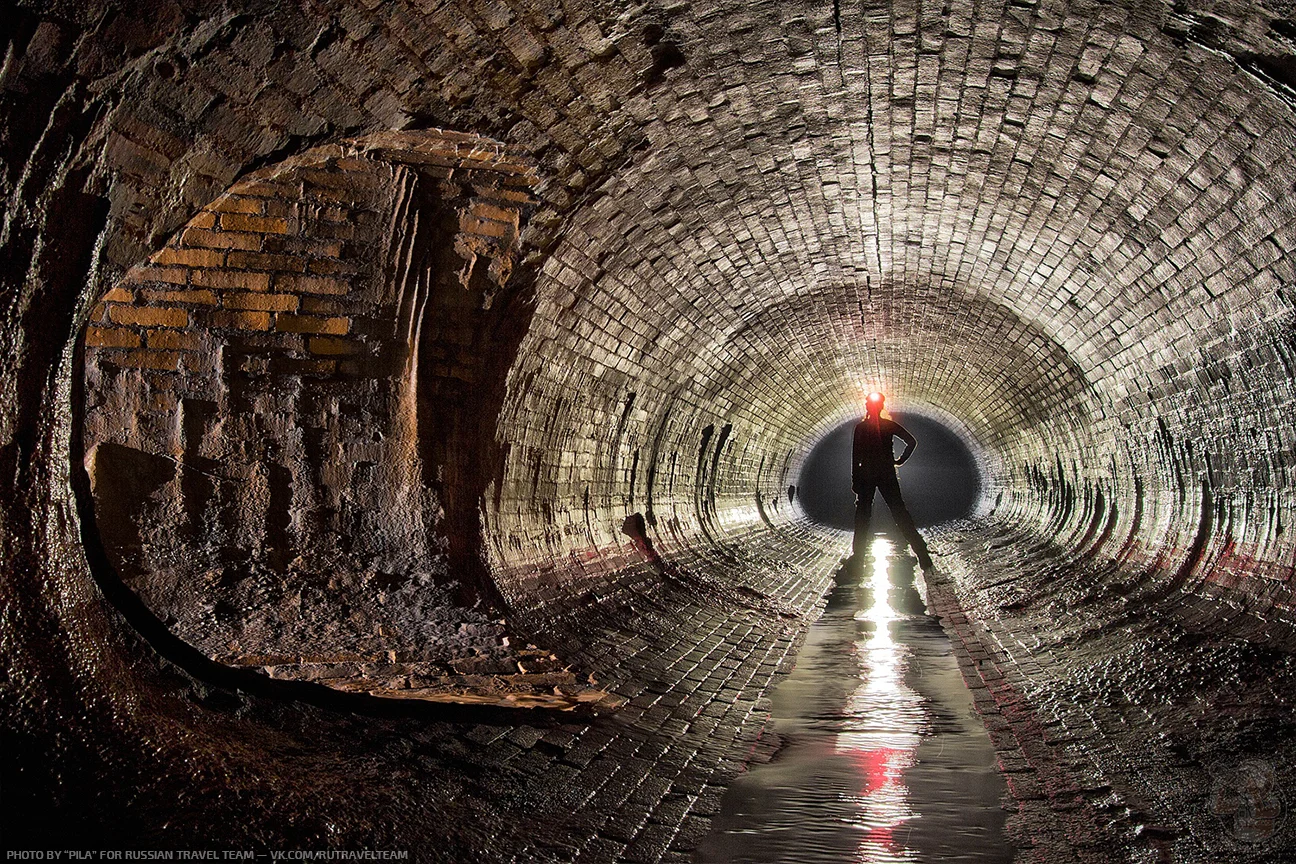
925 519 1296 864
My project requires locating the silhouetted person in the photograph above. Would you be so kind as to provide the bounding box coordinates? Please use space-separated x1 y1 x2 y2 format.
852 392 934 571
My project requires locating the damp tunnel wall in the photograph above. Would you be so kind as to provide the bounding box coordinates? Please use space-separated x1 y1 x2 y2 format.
2 0 1296 847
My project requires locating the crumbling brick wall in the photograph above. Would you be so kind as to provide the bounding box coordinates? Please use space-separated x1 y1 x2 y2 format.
81 131 539 665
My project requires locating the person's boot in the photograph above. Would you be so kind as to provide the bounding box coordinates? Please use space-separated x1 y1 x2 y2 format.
914 543 934 572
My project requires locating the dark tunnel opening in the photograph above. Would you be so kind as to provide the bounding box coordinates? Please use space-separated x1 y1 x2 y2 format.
797 413 982 532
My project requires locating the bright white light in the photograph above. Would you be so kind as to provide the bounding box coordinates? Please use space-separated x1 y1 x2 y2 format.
834 536 923 862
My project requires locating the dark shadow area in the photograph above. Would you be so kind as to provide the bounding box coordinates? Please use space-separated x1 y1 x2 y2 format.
798 413 980 530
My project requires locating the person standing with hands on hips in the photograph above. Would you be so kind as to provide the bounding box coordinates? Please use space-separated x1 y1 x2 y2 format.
850 392 935 571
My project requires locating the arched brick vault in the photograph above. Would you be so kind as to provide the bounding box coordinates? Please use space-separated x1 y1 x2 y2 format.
3 0 1296 851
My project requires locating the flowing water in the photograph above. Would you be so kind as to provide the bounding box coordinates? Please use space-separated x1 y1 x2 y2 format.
697 536 1011 863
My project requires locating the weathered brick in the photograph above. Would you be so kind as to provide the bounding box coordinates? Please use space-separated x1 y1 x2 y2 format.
112 349 181 371
135 266 189 285
224 292 299 312
267 357 337 376
103 132 172 176
219 213 290 234
154 247 225 268
225 251 308 272
209 309 272 331
274 274 351 295
145 329 203 351
148 391 179 412
469 201 521 224
107 305 190 328
307 336 363 355
460 215 513 238
275 314 350 335
84 327 141 349
180 227 262 250
299 296 347 315
306 258 357 276
101 286 134 303
190 270 272 291
140 289 219 305
210 196 264 214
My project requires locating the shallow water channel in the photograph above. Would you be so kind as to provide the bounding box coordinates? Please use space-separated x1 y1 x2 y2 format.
697 537 1011 863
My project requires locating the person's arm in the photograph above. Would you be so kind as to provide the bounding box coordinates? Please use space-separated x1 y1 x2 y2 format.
852 423 864 476
892 422 916 465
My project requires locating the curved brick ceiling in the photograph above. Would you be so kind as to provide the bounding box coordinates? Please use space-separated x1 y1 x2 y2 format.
486 0 1296 594
6 0 1294 674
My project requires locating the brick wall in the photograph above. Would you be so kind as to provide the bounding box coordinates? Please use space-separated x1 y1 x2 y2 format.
82 130 539 664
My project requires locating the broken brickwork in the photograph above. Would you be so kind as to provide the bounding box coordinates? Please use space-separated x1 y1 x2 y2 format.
81 130 539 672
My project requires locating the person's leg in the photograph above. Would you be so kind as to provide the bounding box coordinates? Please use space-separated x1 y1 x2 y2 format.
878 474 933 569
852 482 876 559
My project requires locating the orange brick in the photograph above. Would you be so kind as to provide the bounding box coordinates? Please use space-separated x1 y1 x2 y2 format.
101 286 134 303
84 327 141 349
210 310 271 331
180 227 261 250
107 305 189 328
145 329 203 351
154 247 225 268
141 289 218 305
275 314 349 335
469 201 520 223
307 337 362 355
274 274 350 296
190 269 271 291
211 196 264 214
224 292 298 312
134 266 188 285
219 213 289 233
114 350 181 371
460 216 512 238
188 211 217 229
226 251 307 272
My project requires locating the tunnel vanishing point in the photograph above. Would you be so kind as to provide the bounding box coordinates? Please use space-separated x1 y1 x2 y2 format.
3 0 1296 860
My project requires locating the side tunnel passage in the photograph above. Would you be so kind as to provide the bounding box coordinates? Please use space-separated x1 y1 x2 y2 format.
77 130 615 710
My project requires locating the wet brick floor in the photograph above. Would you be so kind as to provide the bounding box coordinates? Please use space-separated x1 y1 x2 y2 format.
171 518 1293 863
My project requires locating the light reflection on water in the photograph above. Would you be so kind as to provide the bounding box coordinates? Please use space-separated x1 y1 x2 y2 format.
835 539 920 862
696 536 1010 864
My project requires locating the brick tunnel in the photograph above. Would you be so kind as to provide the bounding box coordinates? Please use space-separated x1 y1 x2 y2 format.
2 0 1295 860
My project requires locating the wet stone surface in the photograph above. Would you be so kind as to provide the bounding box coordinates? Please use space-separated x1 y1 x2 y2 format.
697 536 1010 864
923 520 1296 864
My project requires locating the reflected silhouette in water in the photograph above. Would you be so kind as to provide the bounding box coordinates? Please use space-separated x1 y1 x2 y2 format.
697 537 1010 863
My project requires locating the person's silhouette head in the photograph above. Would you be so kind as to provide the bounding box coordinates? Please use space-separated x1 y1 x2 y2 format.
866 392 885 419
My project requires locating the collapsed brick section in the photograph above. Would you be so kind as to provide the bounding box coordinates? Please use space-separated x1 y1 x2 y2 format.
81 131 547 685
